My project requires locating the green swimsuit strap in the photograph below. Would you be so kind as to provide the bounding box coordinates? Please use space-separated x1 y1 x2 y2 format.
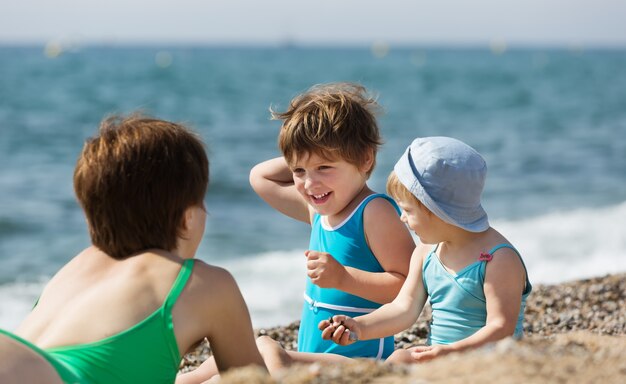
161 258 196 362
163 259 195 313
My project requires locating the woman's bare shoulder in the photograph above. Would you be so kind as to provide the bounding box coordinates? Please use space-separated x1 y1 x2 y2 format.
185 260 242 303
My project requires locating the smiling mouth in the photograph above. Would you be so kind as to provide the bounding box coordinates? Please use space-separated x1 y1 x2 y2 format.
310 192 331 204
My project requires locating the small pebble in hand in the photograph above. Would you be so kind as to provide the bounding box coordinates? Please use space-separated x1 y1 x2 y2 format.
328 317 359 341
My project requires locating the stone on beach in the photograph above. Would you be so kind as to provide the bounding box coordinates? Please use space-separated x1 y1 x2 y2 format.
180 273 626 383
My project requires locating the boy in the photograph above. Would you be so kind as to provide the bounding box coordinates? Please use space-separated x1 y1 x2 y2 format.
250 83 415 370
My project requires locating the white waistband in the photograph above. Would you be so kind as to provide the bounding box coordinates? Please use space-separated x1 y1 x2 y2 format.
303 293 376 314
303 293 385 360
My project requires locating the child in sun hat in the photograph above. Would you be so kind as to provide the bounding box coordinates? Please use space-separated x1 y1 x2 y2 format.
320 136 532 363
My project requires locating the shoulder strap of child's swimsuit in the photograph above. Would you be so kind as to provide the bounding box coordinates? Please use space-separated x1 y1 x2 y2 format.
480 244 532 294
488 243 519 256
478 243 518 261
368 193 400 214
421 244 441 294
324 193 395 231
422 244 439 270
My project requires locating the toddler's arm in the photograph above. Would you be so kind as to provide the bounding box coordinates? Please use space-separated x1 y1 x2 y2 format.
320 245 429 343
249 157 311 223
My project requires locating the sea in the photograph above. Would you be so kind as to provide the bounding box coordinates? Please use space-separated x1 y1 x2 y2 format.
1 45 625 330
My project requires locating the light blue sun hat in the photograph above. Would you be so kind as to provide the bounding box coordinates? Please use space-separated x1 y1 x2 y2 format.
394 136 489 232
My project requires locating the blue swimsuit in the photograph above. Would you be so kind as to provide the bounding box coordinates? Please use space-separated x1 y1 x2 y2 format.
423 244 532 345
298 194 397 359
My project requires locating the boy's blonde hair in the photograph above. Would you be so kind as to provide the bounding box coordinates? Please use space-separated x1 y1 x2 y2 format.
273 83 382 176
386 171 421 206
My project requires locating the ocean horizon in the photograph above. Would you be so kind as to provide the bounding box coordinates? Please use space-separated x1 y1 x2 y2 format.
1 45 625 329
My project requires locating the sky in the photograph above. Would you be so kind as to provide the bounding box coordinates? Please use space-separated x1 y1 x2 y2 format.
1 0 625 47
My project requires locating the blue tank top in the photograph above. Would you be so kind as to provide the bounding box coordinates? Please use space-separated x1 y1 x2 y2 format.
423 244 532 345
298 194 398 359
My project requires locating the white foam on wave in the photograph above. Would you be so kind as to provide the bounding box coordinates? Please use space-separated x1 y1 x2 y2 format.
0 280 47 331
1 202 624 329
215 250 307 328
494 201 626 285
0 252 306 331
225 201 626 326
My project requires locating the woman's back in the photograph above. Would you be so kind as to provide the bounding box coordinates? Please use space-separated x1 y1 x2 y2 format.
16 248 199 383
18 248 186 350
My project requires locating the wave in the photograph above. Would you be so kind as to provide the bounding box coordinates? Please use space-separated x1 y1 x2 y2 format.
1 202 625 329
0 252 307 331
0 280 46 331
218 201 626 326
494 200 626 285
216 250 307 328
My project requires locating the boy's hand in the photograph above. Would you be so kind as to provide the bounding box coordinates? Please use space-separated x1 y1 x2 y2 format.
305 250 346 289
318 315 360 346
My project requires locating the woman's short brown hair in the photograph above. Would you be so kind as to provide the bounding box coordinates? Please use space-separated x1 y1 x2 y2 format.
273 83 382 176
73 115 209 259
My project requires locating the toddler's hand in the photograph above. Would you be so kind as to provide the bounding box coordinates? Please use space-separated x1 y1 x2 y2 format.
305 250 345 288
409 345 450 362
318 315 360 346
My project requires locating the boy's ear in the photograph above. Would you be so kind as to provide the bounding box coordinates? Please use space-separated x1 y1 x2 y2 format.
361 148 375 173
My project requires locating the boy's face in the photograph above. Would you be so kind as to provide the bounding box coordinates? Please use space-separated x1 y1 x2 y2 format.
290 152 369 218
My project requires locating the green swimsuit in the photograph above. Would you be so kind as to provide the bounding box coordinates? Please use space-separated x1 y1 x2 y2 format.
2 259 195 384
0 328 81 383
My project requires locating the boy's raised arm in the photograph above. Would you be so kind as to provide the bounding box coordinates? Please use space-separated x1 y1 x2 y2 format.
249 157 311 224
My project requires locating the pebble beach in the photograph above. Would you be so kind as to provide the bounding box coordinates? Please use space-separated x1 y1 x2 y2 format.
180 272 626 383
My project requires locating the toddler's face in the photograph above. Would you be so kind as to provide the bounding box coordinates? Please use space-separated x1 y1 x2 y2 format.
397 198 430 237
